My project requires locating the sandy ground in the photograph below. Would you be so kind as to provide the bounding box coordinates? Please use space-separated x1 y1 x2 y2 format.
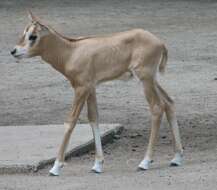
0 0 217 189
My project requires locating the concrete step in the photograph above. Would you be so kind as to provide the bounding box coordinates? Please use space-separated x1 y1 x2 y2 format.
0 124 123 174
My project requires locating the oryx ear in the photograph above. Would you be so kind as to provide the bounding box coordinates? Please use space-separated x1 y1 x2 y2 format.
27 10 48 30
28 10 38 22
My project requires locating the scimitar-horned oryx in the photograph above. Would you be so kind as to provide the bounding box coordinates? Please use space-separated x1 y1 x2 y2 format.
11 11 183 176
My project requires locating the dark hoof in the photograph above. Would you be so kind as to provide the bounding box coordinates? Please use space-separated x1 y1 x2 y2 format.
137 167 147 171
49 172 58 176
91 169 102 174
170 162 179 167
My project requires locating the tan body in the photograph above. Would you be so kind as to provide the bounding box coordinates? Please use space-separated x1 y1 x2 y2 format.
41 29 164 85
11 12 183 176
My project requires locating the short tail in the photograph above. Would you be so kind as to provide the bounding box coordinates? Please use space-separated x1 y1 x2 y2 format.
159 44 168 74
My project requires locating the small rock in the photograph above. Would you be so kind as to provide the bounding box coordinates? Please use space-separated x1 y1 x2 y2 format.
130 132 142 138
161 136 167 139
132 145 139 148
113 134 121 140
104 150 111 155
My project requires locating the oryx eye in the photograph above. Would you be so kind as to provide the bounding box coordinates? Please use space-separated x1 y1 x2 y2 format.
29 35 37 41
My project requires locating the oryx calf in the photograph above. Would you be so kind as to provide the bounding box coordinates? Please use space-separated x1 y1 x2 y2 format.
11 11 183 176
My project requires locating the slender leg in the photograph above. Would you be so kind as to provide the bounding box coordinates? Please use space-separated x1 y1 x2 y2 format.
156 83 183 166
165 104 183 166
138 79 164 170
87 88 104 173
49 87 89 176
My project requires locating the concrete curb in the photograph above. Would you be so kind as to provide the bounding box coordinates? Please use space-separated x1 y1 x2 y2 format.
0 124 123 174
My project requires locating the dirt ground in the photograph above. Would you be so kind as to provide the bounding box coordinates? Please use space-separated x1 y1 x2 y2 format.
0 0 217 189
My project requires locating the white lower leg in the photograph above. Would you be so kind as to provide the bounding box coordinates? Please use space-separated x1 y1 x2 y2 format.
138 110 162 170
92 159 104 173
138 157 153 170
170 152 183 166
49 160 64 176
90 122 104 173
49 123 71 176
166 108 183 167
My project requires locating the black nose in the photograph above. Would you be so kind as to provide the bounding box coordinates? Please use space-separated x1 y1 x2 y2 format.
11 49 16 55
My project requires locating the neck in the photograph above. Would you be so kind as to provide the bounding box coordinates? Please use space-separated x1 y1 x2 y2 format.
40 33 74 74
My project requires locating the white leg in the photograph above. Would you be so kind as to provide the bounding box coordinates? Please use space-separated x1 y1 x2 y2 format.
87 89 104 173
138 158 153 170
49 87 88 176
169 121 183 167
49 123 71 176
90 122 104 173
92 159 104 173
156 83 183 167
137 79 164 171
49 160 64 176
165 105 183 166
170 152 182 166
138 104 163 170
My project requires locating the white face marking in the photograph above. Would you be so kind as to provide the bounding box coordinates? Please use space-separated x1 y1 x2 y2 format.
13 45 28 58
13 25 37 58
12 22 49 59
23 26 28 35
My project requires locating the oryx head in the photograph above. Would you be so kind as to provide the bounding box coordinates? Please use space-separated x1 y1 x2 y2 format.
11 11 49 59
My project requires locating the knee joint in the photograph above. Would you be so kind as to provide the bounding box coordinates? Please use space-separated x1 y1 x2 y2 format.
165 101 176 113
88 114 97 123
64 123 73 133
151 104 164 116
